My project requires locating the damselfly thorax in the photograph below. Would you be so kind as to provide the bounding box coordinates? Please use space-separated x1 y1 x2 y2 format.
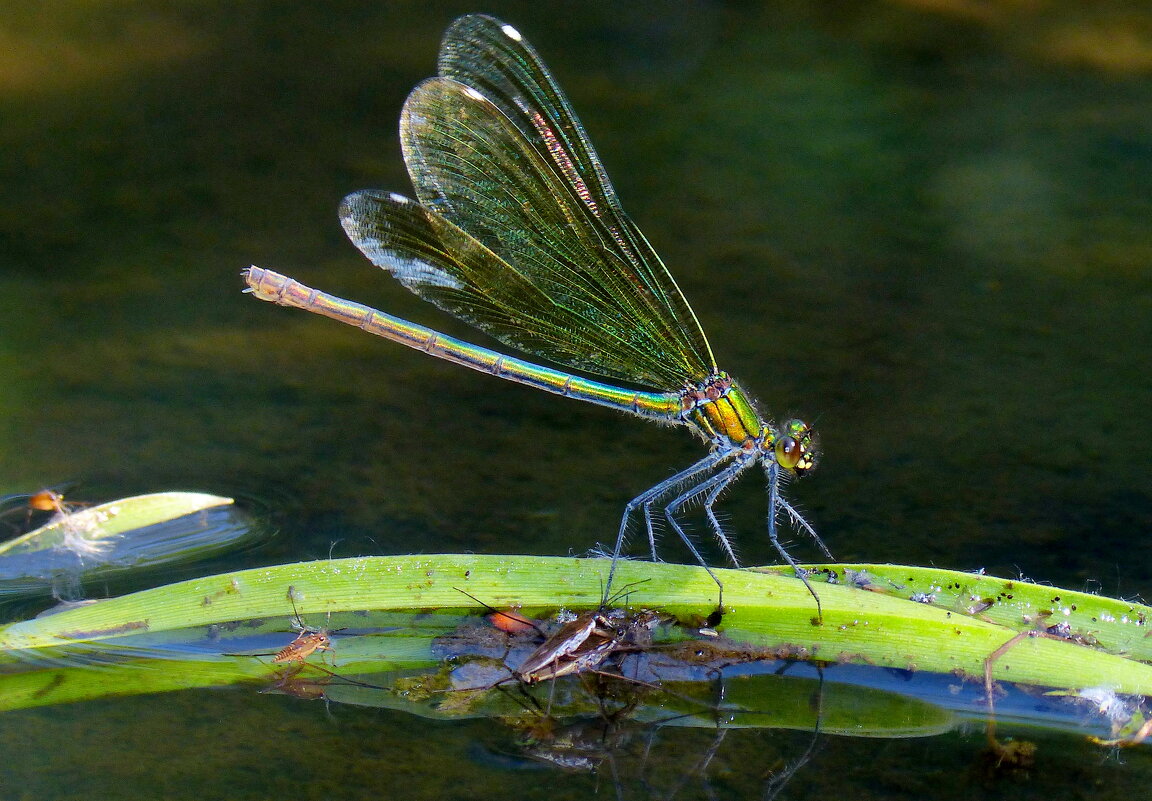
679 373 816 471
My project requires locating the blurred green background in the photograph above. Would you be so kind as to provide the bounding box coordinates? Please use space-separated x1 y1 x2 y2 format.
0 1 1150 797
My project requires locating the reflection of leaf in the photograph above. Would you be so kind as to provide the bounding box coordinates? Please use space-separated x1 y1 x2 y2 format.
0 493 256 601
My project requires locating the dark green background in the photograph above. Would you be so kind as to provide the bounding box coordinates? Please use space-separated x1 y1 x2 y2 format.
1 1 1149 798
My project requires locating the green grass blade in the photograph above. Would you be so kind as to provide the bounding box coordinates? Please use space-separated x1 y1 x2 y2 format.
2 555 1150 697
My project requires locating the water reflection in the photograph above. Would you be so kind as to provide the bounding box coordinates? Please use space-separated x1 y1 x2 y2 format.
2 1 1151 798
4 593 1149 798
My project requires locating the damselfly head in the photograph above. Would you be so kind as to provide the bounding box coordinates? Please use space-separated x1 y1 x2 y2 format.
773 418 819 475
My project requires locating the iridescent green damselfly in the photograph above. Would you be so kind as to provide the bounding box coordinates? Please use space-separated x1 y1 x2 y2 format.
244 14 831 611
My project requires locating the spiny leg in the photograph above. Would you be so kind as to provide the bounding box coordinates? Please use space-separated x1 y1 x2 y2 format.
662 456 756 608
702 477 740 567
777 496 833 559
607 450 736 597
672 455 753 570
639 449 738 562
608 482 676 595
640 454 737 585
764 461 824 621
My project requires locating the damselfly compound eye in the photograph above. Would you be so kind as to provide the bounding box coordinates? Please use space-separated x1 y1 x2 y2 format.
775 436 803 469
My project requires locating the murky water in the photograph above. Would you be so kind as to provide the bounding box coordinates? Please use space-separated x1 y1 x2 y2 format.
1 1 1150 797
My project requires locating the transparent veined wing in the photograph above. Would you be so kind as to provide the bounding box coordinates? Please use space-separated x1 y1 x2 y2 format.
341 15 716 389
340 189 669 382
432 15 715 382
437 15 622 221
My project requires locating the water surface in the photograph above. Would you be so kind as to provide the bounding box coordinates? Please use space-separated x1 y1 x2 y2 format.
1 1 1150 798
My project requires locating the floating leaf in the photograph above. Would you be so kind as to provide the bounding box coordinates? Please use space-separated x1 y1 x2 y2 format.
0 492 256 601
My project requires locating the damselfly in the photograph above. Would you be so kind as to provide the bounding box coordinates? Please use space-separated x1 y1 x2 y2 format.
244 15 830 608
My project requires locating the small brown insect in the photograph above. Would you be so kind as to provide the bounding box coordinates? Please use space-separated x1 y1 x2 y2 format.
2 489 72 533
455 588 639 685
27 489 68 514
448 583 661 700
1 489 114 560
272 591 345 666
273 628 334 665
514 610 634 684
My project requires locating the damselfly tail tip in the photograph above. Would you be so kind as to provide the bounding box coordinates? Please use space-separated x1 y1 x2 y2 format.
240 266 257 293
